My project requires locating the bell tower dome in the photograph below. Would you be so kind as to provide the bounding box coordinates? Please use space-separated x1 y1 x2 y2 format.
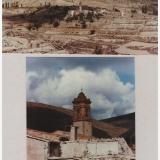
72 91 92 137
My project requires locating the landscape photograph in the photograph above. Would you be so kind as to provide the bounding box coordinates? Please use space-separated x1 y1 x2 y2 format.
3 0 157 54
26 57 135 160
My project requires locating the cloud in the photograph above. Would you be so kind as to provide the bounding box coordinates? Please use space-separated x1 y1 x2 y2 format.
27 57 135 84
27 67 135 119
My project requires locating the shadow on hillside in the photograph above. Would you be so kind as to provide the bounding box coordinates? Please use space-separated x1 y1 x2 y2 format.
4 5 101 28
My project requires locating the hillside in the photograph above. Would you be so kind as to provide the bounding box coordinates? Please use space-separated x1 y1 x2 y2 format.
101 112 135 129
3 0 157 8
27 102 135 146
3 0 157 54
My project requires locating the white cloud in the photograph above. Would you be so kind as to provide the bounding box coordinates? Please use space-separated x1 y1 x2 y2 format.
27 67 134 119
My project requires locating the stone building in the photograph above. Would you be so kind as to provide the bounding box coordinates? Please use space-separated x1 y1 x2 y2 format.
72 91 92 137
27 129 134 160
27 91 135 160
27 129 63 160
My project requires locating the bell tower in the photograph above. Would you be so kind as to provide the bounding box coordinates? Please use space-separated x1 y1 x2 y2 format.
72 91 92 137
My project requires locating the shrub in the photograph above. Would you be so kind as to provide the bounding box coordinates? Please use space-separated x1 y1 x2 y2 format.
142 5 147 14
90 29 95 35
34 22 42 30
27 24 32 31
53 19 60 27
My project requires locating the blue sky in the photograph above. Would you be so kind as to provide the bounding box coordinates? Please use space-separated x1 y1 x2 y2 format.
26 57 135 119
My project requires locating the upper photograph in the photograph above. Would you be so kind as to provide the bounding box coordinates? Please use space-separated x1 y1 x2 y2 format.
3 0 158 54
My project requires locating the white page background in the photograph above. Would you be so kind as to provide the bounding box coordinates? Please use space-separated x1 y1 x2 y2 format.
2 54 158 160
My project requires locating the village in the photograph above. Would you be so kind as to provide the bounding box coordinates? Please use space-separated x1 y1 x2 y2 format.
3 0 158 54
27 91 135 160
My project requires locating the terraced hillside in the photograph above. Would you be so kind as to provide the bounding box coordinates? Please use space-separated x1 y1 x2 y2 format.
3 0 157 54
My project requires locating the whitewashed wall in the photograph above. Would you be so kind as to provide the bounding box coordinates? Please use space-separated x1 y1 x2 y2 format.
27 137 49 160
60 141 119 158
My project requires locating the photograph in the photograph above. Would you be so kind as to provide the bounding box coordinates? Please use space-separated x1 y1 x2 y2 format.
26 57 135 160
3 0 157 54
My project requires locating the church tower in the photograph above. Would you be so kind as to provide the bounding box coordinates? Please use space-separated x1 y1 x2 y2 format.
72 91 92 137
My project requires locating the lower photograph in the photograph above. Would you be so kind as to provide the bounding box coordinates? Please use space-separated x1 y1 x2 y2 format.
26 57 135 160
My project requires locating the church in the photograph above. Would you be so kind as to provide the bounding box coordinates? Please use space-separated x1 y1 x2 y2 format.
71 91 92 139
27 91 134 160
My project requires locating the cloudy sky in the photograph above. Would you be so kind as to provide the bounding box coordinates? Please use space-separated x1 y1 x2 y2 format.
26 57 135 120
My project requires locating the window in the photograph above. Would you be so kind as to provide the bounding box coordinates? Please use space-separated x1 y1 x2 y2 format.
49 142 61 157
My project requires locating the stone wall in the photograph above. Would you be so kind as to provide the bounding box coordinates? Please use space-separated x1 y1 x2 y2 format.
60 140 119 158
73 121 92 137
27 137 49 160
27 137 133 159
